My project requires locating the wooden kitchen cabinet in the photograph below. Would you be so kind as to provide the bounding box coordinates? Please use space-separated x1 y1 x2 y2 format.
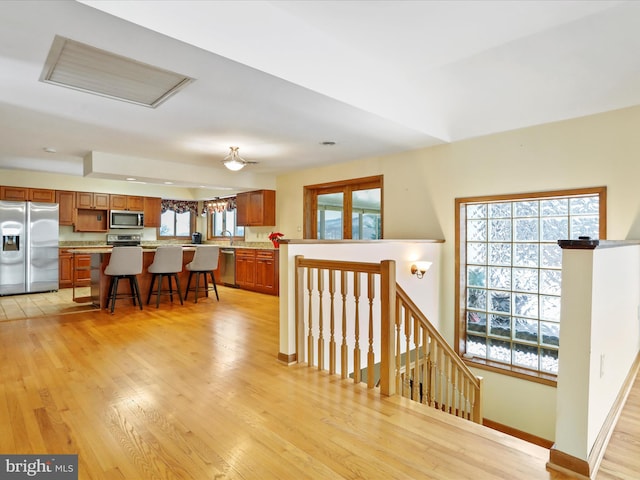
144 197 162 227
255 249 278 295
235 248 278 295
76 191 109 210
74 254 92 286
0 186 28 201
235 249 256 289
59 249 91 288
1 186 55 202
56 190 76 226
75 192 109 231
236 190 276 226
59 250 73 288
110 194 144 211
30 188 56 202
75 210 108 231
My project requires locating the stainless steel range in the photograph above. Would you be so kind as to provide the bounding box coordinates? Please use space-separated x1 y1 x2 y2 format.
106 233 141 246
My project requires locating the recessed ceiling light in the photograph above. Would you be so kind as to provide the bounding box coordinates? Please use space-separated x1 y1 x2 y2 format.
164 181 174 185
126 177 136 181
320 141 336 146
43 147 57 153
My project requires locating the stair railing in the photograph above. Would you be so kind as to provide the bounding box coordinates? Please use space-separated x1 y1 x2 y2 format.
294 255 483 423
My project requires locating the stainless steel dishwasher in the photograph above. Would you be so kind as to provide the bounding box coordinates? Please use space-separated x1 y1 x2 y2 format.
220 248 238 287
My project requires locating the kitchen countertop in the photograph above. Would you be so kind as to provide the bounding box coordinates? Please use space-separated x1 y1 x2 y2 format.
65 246 197 254
60 242 277 250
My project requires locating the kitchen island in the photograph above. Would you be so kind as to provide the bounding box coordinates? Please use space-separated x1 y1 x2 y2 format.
65 246 202 309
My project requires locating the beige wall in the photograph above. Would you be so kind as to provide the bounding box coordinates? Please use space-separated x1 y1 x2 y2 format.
275 104 640 440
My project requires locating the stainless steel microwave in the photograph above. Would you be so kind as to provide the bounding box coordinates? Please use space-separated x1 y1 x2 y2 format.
110 210 144 229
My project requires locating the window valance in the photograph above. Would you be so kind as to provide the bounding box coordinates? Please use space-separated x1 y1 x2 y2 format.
161 199 198 214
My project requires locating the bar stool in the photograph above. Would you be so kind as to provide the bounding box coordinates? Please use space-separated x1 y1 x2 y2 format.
184 246 219 303
146 246 184 308
104 246 143 314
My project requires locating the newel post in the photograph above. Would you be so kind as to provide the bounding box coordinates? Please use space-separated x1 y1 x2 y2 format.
379 259 396 396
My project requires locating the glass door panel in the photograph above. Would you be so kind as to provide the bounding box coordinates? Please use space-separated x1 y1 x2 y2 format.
352 188 381 239
317 192 343 239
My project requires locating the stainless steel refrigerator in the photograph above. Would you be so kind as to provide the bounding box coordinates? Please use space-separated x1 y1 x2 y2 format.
0 200 59 295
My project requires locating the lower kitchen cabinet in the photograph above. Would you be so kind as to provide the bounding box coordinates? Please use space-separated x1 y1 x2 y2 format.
59 249 92 288
236 249 256 289
74 254 92 286
236 248 278 295
59 250 73 288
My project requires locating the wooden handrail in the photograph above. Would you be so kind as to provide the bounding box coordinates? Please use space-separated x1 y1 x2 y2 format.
294 255 482 423
396 284 483 422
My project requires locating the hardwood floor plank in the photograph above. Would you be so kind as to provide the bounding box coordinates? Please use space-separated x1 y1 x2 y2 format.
597 374 640 479
0 286 635 479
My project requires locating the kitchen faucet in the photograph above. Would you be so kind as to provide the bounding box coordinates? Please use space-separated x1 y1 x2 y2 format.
222 229 233 245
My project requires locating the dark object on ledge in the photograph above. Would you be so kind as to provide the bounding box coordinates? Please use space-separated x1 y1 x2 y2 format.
191 232 202 244
558 239 600 250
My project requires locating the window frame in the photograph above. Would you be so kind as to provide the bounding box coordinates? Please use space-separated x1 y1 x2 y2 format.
159 208 196 240
455 186 607 385
207 203 244 241
303 175 383 239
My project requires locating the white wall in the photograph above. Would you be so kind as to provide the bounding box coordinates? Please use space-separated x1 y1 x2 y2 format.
555 244 640 461
275 105 640 441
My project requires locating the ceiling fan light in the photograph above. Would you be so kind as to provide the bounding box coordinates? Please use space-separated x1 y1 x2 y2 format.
223 158 245 171
222 146 246 171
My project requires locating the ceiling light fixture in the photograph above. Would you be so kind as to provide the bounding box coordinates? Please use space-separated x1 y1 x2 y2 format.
222 146 257 171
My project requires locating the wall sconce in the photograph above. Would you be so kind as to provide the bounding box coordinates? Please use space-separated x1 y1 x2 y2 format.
410 261 432 279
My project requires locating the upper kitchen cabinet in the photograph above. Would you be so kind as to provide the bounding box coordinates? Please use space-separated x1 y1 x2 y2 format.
55 190 76 226
76 192 109 210
143 197 161 228
110 194 144 211
0 186 28 201
236 190 276 226
75 209 108 232
1 186 55 202
75 191 109 232
30 188 56 203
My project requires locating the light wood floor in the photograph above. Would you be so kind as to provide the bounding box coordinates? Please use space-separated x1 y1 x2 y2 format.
0 286 635 479
0 287 94 320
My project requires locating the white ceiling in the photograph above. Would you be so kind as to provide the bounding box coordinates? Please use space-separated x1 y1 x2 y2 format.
1 0 639 195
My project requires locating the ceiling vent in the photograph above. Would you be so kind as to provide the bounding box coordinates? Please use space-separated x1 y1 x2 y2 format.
39 35 194 108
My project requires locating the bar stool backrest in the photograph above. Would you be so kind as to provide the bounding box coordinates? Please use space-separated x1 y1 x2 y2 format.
148 246 183 274
104 246 143 276
186 246 219 272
